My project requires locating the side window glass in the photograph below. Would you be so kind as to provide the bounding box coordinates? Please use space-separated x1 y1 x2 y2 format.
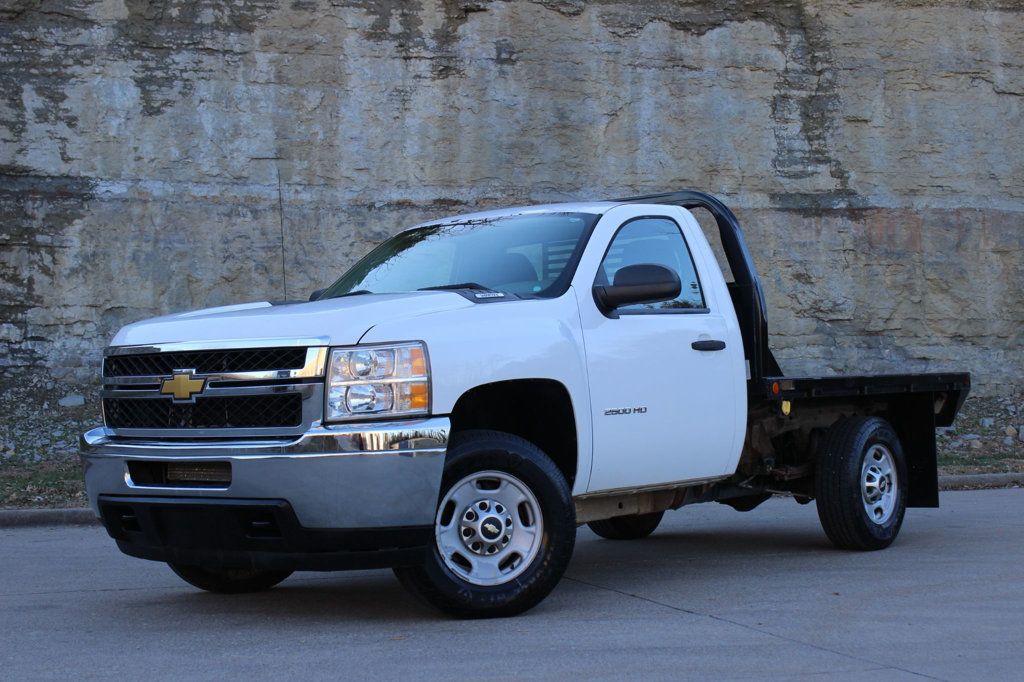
599 217 706 312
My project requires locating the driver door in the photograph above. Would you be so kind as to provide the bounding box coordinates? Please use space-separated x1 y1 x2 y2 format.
574 206 743 493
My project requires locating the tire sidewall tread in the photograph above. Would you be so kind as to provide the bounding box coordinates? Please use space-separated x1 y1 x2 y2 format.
168 564 293 594
815 416 908 551
587 511 664 540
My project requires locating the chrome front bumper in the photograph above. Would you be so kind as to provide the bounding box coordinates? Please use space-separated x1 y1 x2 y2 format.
80 417 450 529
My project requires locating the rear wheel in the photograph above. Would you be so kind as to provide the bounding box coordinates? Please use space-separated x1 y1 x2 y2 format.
815 416 907 550
394 430 575 618
169 564 292 594
587 511 664 540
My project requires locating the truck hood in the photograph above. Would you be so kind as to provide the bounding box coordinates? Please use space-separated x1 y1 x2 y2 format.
110 292 475 348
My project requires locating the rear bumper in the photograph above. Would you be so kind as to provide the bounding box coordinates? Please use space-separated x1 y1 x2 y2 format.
80 418 449 570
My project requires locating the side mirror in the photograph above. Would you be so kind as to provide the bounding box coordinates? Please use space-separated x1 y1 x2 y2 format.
309 288 326 302
593 264 681 313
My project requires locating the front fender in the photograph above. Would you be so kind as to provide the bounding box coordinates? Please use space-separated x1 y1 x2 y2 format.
360 291 593 494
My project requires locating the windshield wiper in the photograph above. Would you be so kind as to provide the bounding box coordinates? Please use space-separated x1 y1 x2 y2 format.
329 289 372 299
418 282 497 292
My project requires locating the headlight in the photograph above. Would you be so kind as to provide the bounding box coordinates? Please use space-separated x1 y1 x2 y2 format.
325 342 430 422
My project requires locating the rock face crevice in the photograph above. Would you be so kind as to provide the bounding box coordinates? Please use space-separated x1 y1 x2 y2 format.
0 0 1021 395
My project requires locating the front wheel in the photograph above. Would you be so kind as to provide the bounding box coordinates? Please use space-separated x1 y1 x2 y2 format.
168 564 292 594
815 416 907 551
394 430 576 618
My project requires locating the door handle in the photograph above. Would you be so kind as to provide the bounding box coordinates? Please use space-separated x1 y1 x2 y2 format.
691 339 726 351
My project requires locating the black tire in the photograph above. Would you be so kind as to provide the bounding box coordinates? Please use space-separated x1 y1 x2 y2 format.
587 511 664 540
169 564 293 594
393 430 576 618
815 416 908 551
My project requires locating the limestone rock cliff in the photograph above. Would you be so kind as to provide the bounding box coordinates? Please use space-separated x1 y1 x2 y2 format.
1 0 1021 394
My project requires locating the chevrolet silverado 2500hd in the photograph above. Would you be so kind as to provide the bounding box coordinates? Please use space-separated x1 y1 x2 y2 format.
81 190 969 617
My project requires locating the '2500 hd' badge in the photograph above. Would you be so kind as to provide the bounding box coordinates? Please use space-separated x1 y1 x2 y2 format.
604 406 648 416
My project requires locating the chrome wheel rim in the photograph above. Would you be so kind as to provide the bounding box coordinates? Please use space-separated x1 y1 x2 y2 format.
861 444 897 525
435 471 544 587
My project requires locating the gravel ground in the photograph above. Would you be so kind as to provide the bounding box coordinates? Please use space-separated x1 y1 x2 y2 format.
0 381 96 508
935 394 1024 473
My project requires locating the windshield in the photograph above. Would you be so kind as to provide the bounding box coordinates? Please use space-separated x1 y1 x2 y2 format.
320 212 599 299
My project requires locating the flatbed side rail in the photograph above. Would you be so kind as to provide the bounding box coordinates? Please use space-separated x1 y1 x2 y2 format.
762 373 971 399
760 372 970 425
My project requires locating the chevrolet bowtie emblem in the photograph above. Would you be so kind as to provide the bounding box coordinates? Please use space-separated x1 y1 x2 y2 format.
160 370 207 401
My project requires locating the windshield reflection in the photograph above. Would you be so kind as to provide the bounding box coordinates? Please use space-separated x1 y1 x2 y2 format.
321 213 598 300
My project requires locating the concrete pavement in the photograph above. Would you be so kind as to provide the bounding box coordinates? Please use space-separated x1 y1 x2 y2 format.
1 489 1022 680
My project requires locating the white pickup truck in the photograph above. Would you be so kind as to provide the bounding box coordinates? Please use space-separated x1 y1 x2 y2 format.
81 191 969 617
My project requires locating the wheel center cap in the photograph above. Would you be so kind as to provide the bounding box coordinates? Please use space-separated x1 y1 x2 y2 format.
480 517 503 541
459 499 513 555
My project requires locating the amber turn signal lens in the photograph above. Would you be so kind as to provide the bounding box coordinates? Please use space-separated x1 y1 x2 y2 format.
408 381 429 410
409 346 427 377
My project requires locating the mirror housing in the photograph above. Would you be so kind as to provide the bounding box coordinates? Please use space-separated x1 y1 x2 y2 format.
309 288 326 302
593 264 681 313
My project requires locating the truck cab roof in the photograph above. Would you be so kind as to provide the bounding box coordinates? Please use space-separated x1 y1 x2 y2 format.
415 201 620 228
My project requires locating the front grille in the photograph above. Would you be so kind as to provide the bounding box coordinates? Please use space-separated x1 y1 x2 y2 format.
104 347 307 377
103 394 303 430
